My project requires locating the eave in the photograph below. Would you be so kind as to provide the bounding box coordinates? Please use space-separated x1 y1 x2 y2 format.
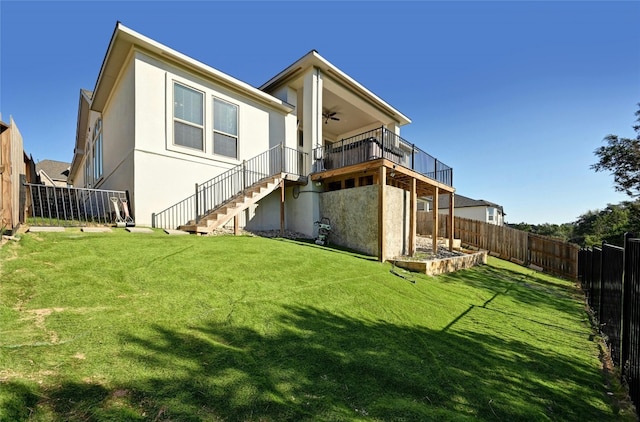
260 50 411 127
91 23 294 114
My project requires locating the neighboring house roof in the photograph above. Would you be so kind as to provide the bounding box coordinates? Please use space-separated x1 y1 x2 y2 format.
36 160 70 183
437 194 505 214
260 50 411 127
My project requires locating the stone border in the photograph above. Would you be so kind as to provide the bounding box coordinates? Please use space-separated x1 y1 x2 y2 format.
391 250 488 276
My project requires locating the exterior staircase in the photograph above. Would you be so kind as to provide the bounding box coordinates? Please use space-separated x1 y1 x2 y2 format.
178 174 283 234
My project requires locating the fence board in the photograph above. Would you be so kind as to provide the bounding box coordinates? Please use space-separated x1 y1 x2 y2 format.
418 212 578 279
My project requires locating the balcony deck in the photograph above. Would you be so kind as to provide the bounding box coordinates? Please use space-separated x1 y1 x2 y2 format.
312 127 453 189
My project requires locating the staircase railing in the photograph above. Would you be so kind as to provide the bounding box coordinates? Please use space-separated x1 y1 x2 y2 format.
153 144 307 230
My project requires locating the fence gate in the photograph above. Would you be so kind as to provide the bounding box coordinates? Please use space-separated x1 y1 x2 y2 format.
26 183 128 226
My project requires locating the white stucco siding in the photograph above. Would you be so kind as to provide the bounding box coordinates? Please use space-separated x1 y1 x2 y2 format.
439 206 493 224
129 51 298 225
96 58 135 201
133 51 291 163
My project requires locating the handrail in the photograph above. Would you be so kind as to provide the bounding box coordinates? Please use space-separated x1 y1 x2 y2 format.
313 126 453 186
153 144 307 229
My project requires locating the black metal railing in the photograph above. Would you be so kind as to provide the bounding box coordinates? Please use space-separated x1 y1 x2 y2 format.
25 183 128 226
153 144 307 230
313 127 453 186
578 234 640 411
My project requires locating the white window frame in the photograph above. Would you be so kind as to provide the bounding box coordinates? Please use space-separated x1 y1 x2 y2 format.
172 82 205 152
92 118 103 183
213 97 239 159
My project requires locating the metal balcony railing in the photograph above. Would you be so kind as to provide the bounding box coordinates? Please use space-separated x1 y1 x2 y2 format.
313 127 453 186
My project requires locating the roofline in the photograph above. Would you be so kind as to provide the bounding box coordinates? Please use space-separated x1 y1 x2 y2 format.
69 90 92 182
91 23 294 114
260 50 411 127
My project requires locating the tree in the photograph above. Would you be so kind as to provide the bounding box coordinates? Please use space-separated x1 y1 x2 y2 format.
592 104 640 196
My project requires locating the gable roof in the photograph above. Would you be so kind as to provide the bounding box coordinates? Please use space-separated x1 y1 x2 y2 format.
36 159 70 182
438 194 504 213
91 22 294 114
260 50 411 127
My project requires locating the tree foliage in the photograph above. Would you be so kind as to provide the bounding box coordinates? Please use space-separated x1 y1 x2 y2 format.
509 200 640 247
591 104 640 196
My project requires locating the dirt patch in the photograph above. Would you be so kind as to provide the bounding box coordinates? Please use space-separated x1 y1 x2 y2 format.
21 308 65 344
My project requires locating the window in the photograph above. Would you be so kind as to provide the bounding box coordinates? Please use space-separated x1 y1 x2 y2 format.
213 97 238 158
488 208 495 221
174 83 204 150
93 119 103 181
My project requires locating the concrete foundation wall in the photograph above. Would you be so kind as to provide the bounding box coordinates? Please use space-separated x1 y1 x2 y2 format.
384 186 410 260
319 185 378 256
319 184 409 259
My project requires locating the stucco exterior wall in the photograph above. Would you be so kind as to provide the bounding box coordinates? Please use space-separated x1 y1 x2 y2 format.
439 206 503 226
129 51 295 225
96 58 135 213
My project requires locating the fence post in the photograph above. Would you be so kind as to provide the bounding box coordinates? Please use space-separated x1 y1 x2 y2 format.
621 232 635 383
281 143 285 173
194 183 199 223
151 212 156 228
411 144 415 170
242 160 247 190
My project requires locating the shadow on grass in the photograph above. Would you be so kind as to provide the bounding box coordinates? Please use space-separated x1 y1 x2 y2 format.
5 305 617 421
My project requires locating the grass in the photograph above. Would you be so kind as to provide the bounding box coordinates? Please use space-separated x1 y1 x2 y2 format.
0 228 633 421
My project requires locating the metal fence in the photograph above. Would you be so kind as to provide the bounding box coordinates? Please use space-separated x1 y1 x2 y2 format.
314 126 453 187
26 183 128 226
578 234 640 410
153 144 307 230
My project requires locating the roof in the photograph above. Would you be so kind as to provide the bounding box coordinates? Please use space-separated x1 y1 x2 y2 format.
91 23 294 114
437 194 504 213
260 50 411 127
36 160 71 181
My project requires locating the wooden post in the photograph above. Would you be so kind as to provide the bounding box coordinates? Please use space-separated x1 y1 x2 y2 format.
409 177 416 256
432 187 439 254
448 192 454 252
234 215 240 236
378 166 386 262
280 179 285 237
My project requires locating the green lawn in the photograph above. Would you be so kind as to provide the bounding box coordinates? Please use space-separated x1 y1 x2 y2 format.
0 229 631 421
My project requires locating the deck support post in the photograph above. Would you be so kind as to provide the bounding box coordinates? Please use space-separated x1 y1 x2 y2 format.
280 179 285 237
448 192 454 252
409 177 416 256
234 215 240 236
378 166 387 262
432 187 439 254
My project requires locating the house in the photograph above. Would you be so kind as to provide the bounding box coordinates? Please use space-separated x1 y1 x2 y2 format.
36 159 70 187
67 23 455 260
436 194 505 226
1 116 37 234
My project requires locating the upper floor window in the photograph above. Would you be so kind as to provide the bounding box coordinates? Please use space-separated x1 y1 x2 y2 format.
174 83 204 150
488 208 495 221
213 97 238 159
93 119 103 181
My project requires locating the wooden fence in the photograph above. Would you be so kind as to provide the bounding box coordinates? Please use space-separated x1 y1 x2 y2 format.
418 212 579 280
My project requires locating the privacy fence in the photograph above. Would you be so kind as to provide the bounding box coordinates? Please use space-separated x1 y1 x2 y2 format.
578 234 640 412
418 212 579 280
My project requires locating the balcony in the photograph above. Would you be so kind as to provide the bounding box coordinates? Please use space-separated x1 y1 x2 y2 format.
313 127 453 187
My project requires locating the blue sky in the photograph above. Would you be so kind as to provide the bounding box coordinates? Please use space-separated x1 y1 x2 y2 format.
1 1 638 224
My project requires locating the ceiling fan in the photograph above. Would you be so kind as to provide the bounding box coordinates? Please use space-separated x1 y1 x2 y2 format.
322 110 340 124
